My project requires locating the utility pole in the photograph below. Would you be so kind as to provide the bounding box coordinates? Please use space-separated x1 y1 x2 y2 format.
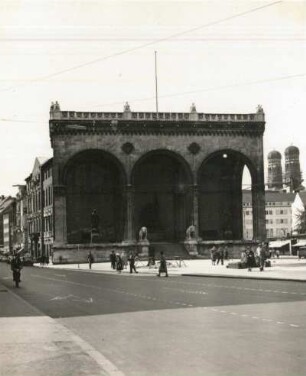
155 51 158 115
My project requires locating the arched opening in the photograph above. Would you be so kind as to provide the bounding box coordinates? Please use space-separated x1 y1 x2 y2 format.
198 150 256 240
64 150 126 243
242 166 254 240
132 151 193 242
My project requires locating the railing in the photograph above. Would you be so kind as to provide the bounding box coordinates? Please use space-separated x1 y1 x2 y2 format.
51 111 261 122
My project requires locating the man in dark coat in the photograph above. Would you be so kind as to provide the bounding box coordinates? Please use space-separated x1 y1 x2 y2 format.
128 252 138 274
157 251 168 277
110 251 116 269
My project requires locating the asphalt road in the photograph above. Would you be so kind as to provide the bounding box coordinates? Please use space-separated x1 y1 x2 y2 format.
1 263 306 376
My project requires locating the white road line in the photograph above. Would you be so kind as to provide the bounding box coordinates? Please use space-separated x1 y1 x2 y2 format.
68 330 126 376
290 324 299 327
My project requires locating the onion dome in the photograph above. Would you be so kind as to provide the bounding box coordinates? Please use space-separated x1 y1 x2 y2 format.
268 150 281 159
285 145 299 156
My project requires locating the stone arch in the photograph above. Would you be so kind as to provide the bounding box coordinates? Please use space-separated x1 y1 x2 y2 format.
197 149 258 240
131 149 193 241
63 149 127 244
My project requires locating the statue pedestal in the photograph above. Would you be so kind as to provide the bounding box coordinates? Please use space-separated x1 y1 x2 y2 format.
91 230 101 243
184 239 198 256
138 239 150 256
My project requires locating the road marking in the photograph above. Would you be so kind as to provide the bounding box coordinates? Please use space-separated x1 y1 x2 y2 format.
67 329 126 376
53 274 66 277
290 324 299 327
50 294 93 303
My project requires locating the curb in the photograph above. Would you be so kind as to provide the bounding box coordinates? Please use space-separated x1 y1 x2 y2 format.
181 273 306 283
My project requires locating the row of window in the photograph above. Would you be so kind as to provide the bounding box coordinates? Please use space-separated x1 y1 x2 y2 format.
29 215 54 235
44 186 53 207
27 190 41 214
43 168 52 181
243 202 292 207
245 209 289 215
266 228 288 237
29 218 41 234
266 219 289 224
44 215 53 233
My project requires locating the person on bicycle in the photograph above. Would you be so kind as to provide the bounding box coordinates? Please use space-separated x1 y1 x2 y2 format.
11 254 23 287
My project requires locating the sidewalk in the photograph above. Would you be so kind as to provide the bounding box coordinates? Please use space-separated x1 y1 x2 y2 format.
0 278 118 376
40 256 306 282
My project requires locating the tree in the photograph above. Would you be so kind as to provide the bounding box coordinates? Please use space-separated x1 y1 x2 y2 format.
294 208 306 234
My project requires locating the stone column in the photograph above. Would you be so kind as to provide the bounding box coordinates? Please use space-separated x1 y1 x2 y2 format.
252 178 266 241
53 185 67 246
192 185 199 238
124 184 134 242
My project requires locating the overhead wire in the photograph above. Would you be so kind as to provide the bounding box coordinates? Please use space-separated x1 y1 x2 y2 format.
0 1 282 94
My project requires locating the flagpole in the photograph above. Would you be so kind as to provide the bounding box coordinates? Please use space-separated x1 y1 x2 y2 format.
155 51 158 115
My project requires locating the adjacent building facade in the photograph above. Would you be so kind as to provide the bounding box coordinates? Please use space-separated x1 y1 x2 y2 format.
243 190 296 240
25 157 53 260
0 196 16 253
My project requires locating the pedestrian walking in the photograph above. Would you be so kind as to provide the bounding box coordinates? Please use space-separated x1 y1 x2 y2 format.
210 245 217 265
87 251 94 269
224 246 229 261
246 246 255 272
116 253 123 273
157 251 168 277
121 252 128 269
256 243 266 271
128 252 138 274
217 246 224 265
110 250 116 269
241 249 247 267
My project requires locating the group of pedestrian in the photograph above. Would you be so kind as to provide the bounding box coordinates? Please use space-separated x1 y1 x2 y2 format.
241 242 269 272
109 250 169 277
109 250 125 272
109 250 139 273
210 245 229 266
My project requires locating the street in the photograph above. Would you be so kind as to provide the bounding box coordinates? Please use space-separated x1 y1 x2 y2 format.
1 263 306 376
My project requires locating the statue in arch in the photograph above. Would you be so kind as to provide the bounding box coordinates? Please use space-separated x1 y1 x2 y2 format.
186 224 196 240
139 226 148 241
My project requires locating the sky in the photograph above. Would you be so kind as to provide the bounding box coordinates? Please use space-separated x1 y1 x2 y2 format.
1 0 306 196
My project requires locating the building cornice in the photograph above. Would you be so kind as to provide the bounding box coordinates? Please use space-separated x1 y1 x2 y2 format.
49 118 265 138
49 103 265 138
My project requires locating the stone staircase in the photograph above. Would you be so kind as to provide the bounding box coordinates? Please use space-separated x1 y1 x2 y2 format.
150 242 191 259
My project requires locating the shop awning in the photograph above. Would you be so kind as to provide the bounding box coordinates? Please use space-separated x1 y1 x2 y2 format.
269 240 290 248
292 240 306 247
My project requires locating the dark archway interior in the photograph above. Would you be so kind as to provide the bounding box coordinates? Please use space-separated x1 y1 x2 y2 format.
65 151 125 243
198 153 246 240
133 154 192 242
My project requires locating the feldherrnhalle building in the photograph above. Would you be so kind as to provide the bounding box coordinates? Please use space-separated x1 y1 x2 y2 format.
49 102 266 262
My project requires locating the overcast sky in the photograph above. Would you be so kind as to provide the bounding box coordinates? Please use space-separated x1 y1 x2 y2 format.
1 0 306 195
